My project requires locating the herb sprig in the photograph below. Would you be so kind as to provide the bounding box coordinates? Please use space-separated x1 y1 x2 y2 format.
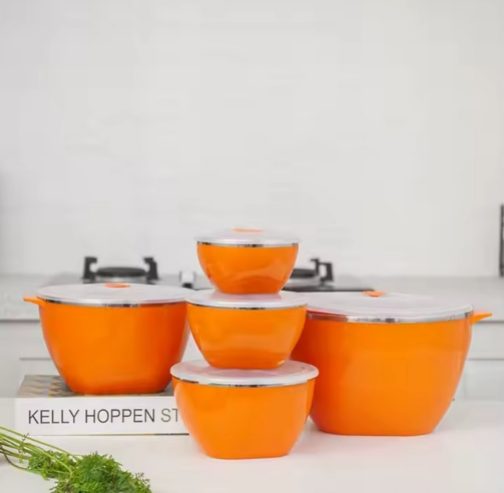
0 425 152 492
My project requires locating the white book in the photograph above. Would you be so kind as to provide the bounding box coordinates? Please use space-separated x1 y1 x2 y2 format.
15 375 187 436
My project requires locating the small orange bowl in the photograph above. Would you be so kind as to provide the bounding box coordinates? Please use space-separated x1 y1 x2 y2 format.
187 291 307 369
171 360 318 459
196 228 299 294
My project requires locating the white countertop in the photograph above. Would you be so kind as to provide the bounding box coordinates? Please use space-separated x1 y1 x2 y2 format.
1 398 503 493
2 274 504 321
368 276 504 321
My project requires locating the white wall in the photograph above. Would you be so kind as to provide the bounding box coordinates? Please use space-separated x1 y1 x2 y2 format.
0 0 503 277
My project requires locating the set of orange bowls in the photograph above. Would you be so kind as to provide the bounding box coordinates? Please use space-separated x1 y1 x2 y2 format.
171 228 319 459
24 227 492 460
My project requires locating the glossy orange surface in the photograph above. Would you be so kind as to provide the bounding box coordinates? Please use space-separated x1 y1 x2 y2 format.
173 378 315 459
197 244 298 294
27 299 187 395
188 304 306 369
292 313 489 436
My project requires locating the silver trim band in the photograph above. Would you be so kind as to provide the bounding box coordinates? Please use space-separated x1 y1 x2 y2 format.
40 298 186 308
172 376 316 388
188 301 307 310
197 241 298 248
307 310 472 324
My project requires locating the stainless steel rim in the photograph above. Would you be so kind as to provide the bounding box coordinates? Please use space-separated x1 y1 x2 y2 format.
172 376 316 388
40 298 186 308
188 301 307 310
197 241 298 248
307 310 472 324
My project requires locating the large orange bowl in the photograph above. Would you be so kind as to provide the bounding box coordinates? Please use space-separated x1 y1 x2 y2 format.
292 291 492 436
187 291 307 369
196 228 299 294
171 360 318 459
24 283 189 395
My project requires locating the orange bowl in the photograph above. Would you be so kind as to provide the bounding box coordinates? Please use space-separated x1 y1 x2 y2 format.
171 360 318 459
196 229 299 294
292 292 492 436
187 291 307 369
24 284 189 395
197 244 298 294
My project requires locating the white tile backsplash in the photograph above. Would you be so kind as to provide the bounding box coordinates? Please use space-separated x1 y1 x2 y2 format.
0 0 503 276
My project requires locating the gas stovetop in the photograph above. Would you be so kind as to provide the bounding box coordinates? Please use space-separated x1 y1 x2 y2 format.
284 258 372 292
79 256 372 292
82 256 160 284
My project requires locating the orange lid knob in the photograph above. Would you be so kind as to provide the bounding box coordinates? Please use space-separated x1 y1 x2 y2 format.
363 290 385 298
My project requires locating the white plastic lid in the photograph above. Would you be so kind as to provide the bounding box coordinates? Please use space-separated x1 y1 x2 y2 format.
307 291 473 323
171 360 318 387
186 290 307 309
35 283 190 307
195 227 299 247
